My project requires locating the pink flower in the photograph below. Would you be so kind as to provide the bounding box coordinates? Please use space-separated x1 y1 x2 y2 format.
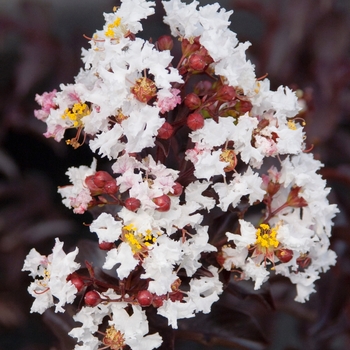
157 88 181 113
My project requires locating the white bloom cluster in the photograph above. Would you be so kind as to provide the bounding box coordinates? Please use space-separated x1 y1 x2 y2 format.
28 0 339 348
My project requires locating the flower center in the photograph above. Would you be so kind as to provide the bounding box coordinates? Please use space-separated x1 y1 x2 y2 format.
254 223 279 253
123 224 158 255
105 17 122 38
103 325 125 350
219 149 237 172
62 102 90 127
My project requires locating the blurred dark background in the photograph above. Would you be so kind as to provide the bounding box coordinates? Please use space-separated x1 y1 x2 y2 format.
1 0 350 349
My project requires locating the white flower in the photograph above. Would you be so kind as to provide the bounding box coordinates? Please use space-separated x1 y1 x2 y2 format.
58 159 96 214
22 238 80 314
90 213 123 243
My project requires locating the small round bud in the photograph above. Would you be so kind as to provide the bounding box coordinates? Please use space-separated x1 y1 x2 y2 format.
137 290 153 307
152 295 164 308
104 180 118 194
153 194 171 212
187 112 204 130
275 249 293 263
169 291 183 302
188 54 207 72
184 93 201 110
157 121 174 140
181 37 201 57
217 85 236 102
297 255 312 270
125 197 141 212
171 182 183 196
235 100 253 114
157 35 174 51
99 241 115 250
84 291 101 307
93 171 114 188
68 273 84 292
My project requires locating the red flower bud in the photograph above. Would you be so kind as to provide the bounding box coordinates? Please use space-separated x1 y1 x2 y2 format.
152 295 164 308
67 273 84 292
181 37 201 57
157 121 174 139
217 85 236 102
275 248 293 263
98 241 115 250
153 194 171 212
137 290 153 307
187 112 204 130
235 100 253 114
188 54 207 72
184 93 201 110
104 180 118 194
169 291 183 302
157 35 174 51
171 182 183 196
93 171 114 188
124 197 141 212
84 291 101 307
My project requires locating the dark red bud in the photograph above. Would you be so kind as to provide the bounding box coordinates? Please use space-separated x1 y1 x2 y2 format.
152 295 164 308
187 112 204 130
104 180 118 194
98 241 115 250
181 37 201 57
153 194 171 212
157 121 174 139
217 85 236 102
157 35 174 51
171 182 183 196
235 100 253 114
137 290 153 307
68 273 84 292
184 93 201 110
266 181 281 197
93 171 114 188
169 291 183 302
188 54 207 71
275 249 293 263
124 197 141 212
84 291 101 307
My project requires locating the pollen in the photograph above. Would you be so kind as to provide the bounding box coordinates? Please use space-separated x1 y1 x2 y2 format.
220 149 237 172
122 225 158 255
103 325 125 350
62 102 90 128
255 224 279 250
287 120 297 130
105 17 122 38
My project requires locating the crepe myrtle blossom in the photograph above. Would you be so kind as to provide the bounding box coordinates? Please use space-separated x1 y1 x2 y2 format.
22 238 80 314
28 0 339 348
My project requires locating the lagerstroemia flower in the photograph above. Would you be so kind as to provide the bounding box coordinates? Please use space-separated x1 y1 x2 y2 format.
27 0 339 348
22 238 80 314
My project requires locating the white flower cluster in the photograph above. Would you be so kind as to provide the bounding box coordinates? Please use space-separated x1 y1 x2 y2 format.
25 0 338 349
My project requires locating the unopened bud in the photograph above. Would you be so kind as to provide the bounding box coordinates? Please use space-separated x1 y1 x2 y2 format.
171 182 183 196
124 197 141 212
217 85 236 102
181 37 201 57
137 290 153 307
275 248 293 263
157 35 174 51
153 194 171 212
188 54 207 72
187 112 204 130
157 121 174 139
84 290 101 307
184 93 201 110
67 273 84 292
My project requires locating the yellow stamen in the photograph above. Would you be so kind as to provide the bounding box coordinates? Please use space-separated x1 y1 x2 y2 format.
62 102 90 128
287 120 297 130
103 325 125 350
